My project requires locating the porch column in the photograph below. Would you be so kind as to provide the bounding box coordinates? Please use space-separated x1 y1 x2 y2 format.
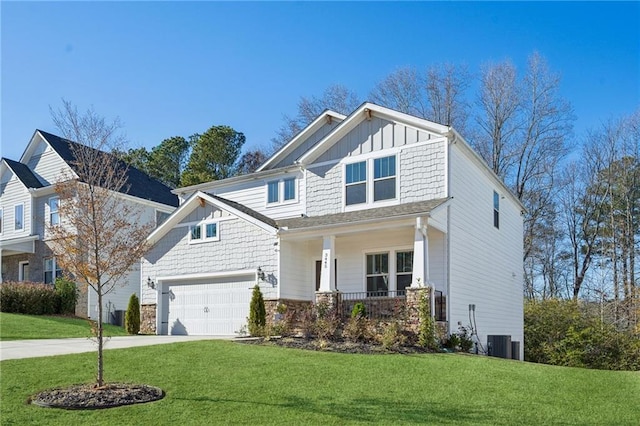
319 235 336 292
412 217 429 288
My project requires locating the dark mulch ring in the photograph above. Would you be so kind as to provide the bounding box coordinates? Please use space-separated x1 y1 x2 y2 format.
238 336 433 355
29 383 165 410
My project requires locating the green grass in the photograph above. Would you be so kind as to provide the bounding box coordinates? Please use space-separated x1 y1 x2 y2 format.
1 340 638 425
0 312 128 340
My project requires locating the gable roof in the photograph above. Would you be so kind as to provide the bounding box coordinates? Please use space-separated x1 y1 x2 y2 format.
297 102 450 165
277 198 450 232
1 158 44 189
147 191 278 246
256 109 346 172
37 130 178 207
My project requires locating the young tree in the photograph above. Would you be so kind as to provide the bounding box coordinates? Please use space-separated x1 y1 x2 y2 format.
47 100 153 386
181 125 245 186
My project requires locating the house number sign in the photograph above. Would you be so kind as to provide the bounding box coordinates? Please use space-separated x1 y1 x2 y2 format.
204 307 209 313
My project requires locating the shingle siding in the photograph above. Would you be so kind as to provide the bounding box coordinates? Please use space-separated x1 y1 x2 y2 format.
399 141 447 203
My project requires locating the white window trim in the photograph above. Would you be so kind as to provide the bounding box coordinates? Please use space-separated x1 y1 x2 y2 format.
49 196 60 226
0 208 3 234
362 246 413 293
14 203 24 231
493 190 500 229
18 261 29 281
265 177 298 207
343 154 399 212
188 220 220 244
43 257 62 284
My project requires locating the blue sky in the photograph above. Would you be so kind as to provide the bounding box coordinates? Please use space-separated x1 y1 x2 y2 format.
2 1 639 162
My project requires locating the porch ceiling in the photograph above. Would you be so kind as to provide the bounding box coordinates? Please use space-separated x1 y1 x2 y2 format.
277 198 449 239
0 235 39 256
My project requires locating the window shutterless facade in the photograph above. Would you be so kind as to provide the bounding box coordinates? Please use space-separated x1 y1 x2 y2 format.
267 177 297 204
44 258 62 284
493 191 500 229
345 155 397 207
283 177 296 201
0 208 3 234
366 253 389 294
395 250 414 293
14 204 23 230
267 181 279 204
49 197 60 225
189 221 219 243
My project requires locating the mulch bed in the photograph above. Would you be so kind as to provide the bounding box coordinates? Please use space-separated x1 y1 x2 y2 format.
238 336 432 355
29 383 164 410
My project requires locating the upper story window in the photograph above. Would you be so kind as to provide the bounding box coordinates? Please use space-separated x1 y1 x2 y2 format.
49 197 60 225
189 221 219 244
267 181 279 204
44 257 63 284
266 177 297 205
345 161 367 205
14 204 24 231
283 178 296 201
493 191 500 229
373 155 396 201
0 208 3 234
345 155 397 207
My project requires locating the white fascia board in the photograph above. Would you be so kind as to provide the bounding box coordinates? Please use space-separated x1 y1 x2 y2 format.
171 165 302 196
157 269 257 283
25 130 79 180
297 103 450 165
146 191 277 246
257 110 346 172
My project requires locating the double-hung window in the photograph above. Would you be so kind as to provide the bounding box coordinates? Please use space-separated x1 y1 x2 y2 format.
396 251 414 293
14 204 23 231
44 258 62 284
267 181 279 204
366 253 389 294
345 161 367 205
373 155 396 201
283 178 296 201
49 197 60 225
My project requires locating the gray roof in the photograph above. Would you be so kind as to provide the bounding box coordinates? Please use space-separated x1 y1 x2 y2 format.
38 130 178 207
209 194 278 229
277 198 450 230
3 158 44 189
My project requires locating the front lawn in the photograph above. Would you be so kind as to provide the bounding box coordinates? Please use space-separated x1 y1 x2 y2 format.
0 312 128 340
1 340 638 425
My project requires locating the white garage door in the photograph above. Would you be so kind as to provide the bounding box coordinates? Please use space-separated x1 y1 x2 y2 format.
163 277 255 336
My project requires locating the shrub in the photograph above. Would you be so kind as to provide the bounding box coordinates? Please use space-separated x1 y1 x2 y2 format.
417 290 438 350
55 278 78 315
248 285 266 336
315 307 341 341
343 316 371 342
298 305 316 339
0 282 58 315
378 321 407 349
351 302 367 318
124 293 140 334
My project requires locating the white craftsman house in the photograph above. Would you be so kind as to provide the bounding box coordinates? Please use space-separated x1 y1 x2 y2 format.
142 103 524 358
0 130 178 322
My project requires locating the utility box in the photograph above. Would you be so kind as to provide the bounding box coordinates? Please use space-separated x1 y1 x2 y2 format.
111 310 125 327
511 341 521 360
487 335 512 359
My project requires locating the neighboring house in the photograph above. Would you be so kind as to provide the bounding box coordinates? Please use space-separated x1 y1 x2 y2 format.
0 130 179 322
142 103 524 358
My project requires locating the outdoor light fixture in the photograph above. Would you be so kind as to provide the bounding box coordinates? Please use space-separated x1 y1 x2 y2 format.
257 267 266 281
147 277 156 289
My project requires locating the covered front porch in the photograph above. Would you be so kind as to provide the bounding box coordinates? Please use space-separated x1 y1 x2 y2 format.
276 200 449 323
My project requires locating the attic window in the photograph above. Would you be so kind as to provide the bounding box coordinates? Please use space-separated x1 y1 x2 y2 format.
189 221 220 244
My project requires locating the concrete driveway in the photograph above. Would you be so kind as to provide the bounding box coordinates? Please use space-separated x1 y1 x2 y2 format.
0 335 232 361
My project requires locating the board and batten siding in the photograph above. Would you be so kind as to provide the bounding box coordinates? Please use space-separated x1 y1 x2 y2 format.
314 117 440 164
447 142 524 357
273 120 341 168
141 217 278 305
0 172 32 239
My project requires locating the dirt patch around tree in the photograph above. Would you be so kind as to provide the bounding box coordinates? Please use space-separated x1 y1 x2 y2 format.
29 383 164 410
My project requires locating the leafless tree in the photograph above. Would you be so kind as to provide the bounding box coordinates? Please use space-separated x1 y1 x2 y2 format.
370 66 427 117
425 63 471 134
48 100 153 386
